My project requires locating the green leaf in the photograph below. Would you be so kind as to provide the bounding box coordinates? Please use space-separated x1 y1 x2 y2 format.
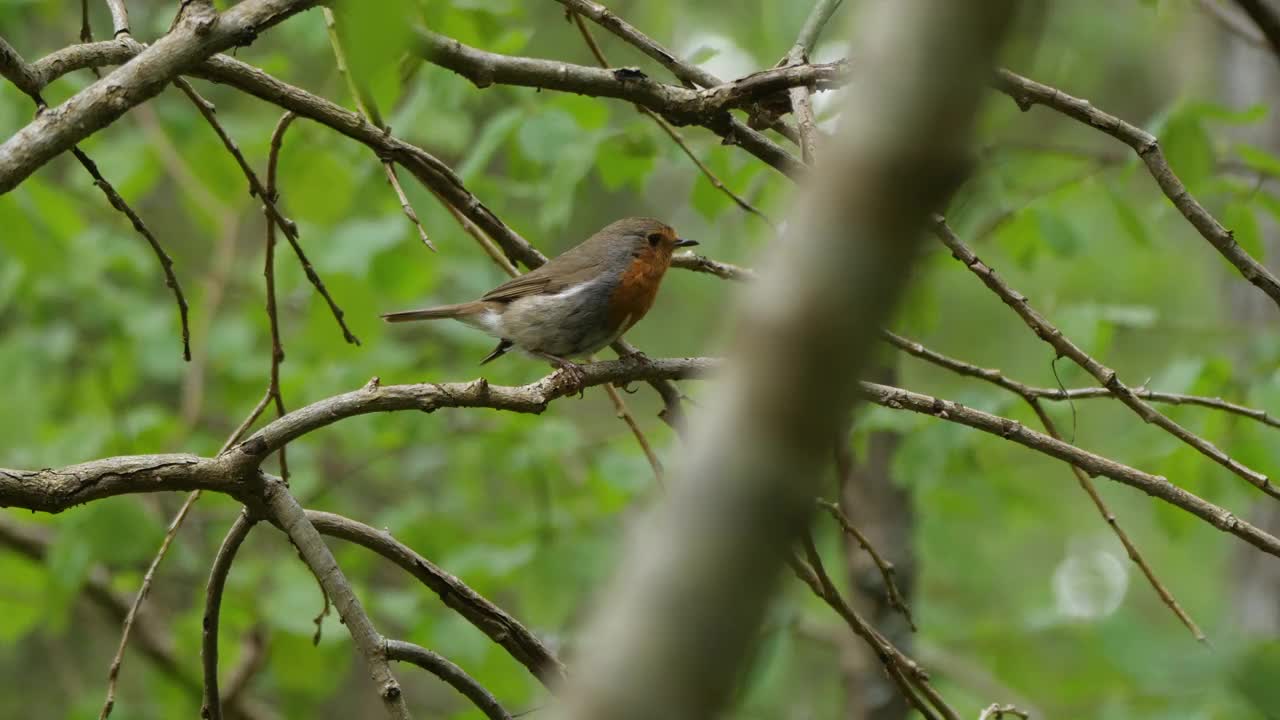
687 45 721 65
313 215 407 276
1034 208 1080 257
1104 180 1149 246
1234 142 1280 179
0 550 45 642
517 109 582 165
457 107 523 182
1160 107 1215 195
1224 201 1264 261
336 0 416 94
1182 101 1268 125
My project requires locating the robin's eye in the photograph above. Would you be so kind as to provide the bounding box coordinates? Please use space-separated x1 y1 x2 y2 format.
647 232 663 247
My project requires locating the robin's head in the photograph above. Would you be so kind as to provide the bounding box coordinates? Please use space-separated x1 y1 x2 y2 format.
592 217 698 270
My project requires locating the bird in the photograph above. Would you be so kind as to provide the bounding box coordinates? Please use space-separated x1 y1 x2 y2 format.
382 217 697 388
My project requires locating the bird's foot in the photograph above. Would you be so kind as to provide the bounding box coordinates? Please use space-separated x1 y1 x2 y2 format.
548 357 587 398
618 348 649 363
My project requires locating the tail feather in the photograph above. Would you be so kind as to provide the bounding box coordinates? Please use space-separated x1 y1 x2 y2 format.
382 301 485 323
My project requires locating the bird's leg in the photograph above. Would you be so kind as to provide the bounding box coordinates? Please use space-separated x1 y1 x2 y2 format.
531 351 587 398
614 346 647 392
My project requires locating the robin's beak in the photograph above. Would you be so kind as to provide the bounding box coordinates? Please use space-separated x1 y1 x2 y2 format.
674 237 699 248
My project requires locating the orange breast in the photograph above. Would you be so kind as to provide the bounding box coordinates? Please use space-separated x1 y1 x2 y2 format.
607 255 669 333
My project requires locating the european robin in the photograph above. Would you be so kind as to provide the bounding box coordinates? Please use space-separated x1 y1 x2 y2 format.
382 217 697 387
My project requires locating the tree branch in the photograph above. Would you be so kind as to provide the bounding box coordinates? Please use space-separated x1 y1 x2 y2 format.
260 476 411 718
0 358 712 514
933 216 1276 500
858 381 1280 559
0 0 321 193
883 330 1206 642
413 27 845 133
201 511 259 720
991 68 1280 312
385 640 513 720
306 510 567 688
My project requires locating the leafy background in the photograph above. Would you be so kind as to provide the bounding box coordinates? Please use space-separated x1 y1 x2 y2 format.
2 0 1280 718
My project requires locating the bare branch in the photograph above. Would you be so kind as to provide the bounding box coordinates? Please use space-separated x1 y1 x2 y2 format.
0 358 710 514
884 329 1207 641
0 0 321 193
105 0 130 37
385 640 513 720
175 78 359 346
201 511 259 720
567 12 774 226
321 7 435 250
413 26 844 144
260 476 411 718
883 330 1280 431
783 0 843 164
991 68 1280 312
307 510 566 688
552 0 804 144
99 488 207 719
933 216 1276 500
670 252 757 281
0 515 276 720
230 356 713 463
0 35 192 361
858 380 1280 559
787 547 947 720
0 35 46 100
264 110 297 481
816 498 914 631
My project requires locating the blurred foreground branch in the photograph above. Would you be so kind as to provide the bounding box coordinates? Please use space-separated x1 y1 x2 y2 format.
550 2 1019 718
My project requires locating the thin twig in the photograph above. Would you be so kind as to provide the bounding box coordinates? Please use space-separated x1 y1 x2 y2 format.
552 0 804 144
265 110 297 482
174 77 361 346
99 394 278 720
802 535 951 719
69 145 191 361
933 216 1277 500
259 476 411 719
568 11 773 226
220 626 269 711
883 329 1207 642
201 511 259 720
979 703 1031 720
0 516 276 720
386 640 513 720
321 7 435 250
0 33 191 361
782 0 841 165
307 510 567 688
857 379 1280 559
882 330 1280 431
790 536 957 720
99 489 204 720
602 379 664 484
815 498 914 631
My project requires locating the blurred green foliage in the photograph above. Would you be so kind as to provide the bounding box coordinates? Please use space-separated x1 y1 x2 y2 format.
2 1 1280 718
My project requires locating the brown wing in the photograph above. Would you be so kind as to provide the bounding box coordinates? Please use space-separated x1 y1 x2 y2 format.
480 241 609 303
